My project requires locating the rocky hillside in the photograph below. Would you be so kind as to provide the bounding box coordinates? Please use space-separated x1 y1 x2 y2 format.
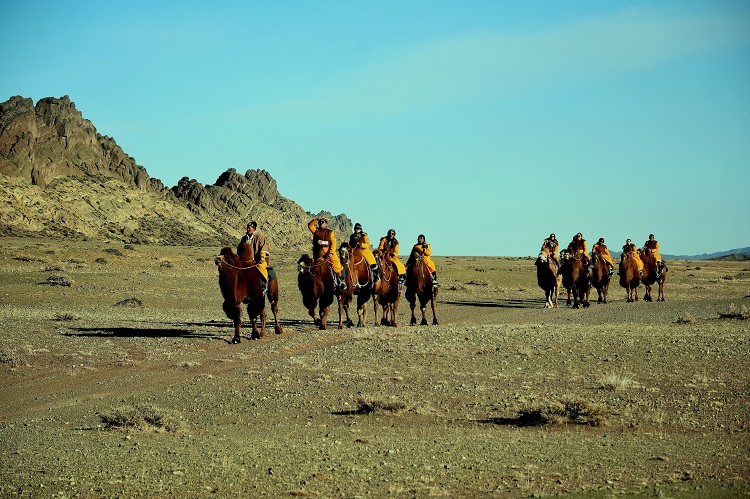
0 95 350 249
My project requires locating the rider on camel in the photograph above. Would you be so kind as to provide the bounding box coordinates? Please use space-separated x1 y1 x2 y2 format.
239 221 270 298
591 237 615 277
541 233 561 275
643 234 666 278
378 228 407 287
621 238 644 276
350 223 379 282
308 217 346 290
567 233 590 271
409 234 439 287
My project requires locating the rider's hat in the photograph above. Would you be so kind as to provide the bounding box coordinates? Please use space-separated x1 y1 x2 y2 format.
247 221 257 229
354 223 362 231
317 218 327 226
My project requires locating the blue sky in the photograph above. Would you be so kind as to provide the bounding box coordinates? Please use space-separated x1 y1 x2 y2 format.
2 1 749 256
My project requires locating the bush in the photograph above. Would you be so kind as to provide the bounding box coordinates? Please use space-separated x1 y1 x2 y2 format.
99 404 181 432
517 398 606 427
719 304 750 320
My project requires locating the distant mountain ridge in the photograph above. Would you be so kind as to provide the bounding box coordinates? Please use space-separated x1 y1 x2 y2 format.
662 247 750 261
0 95 351 248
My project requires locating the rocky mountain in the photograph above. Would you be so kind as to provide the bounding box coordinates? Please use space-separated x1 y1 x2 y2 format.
0 95 351 249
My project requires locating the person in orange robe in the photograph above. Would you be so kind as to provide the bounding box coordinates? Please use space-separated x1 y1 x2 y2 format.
410 234 439 286
308 217 346 289
622 238 644 274
378 229 406 283
591 237 614 276
350 223 379 281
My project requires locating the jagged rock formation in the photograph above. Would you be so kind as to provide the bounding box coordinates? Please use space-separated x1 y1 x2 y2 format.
0 95 351 248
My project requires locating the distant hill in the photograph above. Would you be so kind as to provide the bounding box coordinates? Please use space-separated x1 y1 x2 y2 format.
662 247 750 261
0 95 351 248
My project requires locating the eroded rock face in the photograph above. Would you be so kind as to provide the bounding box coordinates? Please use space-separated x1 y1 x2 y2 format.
0 96 351 247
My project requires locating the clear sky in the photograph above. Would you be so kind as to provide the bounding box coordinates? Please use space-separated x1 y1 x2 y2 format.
2 1 749 256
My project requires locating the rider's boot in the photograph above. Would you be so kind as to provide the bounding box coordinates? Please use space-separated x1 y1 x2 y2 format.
371 264 380 282
431 272 439 287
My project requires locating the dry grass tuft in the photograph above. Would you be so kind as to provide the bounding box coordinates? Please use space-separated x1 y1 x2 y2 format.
0 350 28 368
517 399 606 427
355 398 407 414
46 275 72 286
675 312 697 324
114 297 143 307
719 303 750 320
598 371 636 391
54 312 79 322
99 404 181 432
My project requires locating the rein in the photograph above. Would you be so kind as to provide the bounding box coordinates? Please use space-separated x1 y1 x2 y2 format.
216 259 262 271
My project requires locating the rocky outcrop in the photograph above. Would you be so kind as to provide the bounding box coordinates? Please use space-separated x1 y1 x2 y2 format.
0 96 350 248
0 95 164 192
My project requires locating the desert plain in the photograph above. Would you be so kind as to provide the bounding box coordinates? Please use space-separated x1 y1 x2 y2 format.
0 237 748 498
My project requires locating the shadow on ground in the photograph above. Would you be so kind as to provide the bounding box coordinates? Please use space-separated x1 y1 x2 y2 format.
441 298 542 309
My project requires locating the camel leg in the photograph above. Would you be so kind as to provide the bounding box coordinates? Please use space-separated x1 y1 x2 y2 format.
232 316 242 344
420 300 428 326
337 296 344 330
319 306 330 330
410 300 417 325
259 308 267 338
431 295 438 325
270 299 283 335
224 301 242 344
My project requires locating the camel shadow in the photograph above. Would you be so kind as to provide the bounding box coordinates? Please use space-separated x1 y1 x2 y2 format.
63 327 207 339
441 298 542 309
474 416 543 427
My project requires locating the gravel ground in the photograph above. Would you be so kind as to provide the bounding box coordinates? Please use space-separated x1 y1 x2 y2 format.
0 237 748 498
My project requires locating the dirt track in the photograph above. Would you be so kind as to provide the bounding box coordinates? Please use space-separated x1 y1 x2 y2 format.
1 238 749 497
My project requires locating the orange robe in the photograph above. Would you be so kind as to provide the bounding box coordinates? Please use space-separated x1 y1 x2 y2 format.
350 232 376 266
308 219 342 273
623 243 643 271
411 243 437 273
643 239 662 262
591 243 614 267
541 238 559 259
379 236 406 275
568 239 589 261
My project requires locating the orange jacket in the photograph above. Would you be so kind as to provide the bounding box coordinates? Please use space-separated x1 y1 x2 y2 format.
568 239 588 258
541 238 559 258
643 239 662 261
349 232 376 266
379 236 406 275
622 243 643 271
411 243 437 273
592 243 614 267
308 218 342 273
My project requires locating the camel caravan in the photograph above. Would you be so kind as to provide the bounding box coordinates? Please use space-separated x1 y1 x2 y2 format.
215 223 669 343
535 233 667 309
216 219 440 343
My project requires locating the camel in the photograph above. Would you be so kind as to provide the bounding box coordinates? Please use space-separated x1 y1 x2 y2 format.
619 252 641 302
560 249 591 309
535 247 561 308
405 252 438 325
591 252 611 304
372 248 401 326
338 242 374 328
639 247 667 302
216 243 270 344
